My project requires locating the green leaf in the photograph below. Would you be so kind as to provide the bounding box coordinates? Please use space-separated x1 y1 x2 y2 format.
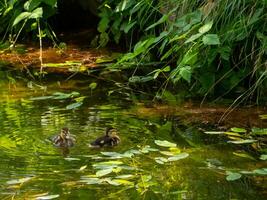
96 168 113 177
80 177 102 185
101 152 123 158
179 66 191 83
185 33 202 43
66 102 83 110
230 127 246 133
199 21 213 34
155 157 168 164
36 195 60 200
168 153 189 161
204 131 225 135
93 161 123 169
145 14 169 31
30 96 53 100
29 7 43 19
7 177 33 185
202 34 220 45
112 179 134 186
13 12 31 26
260 154 267 160
226 171 242 181
228 139 257 144
89 82 97 90
233 152 256 160
253 168 267 175
98 16 109 32
155 140 177 147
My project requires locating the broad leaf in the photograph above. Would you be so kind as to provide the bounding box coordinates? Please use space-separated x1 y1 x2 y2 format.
199 21 213 34
226 171 242 181
66 102 83 110
202 34 220 45
230 127 246 133
155 140 177 147
96 168 113 177
13 12 31 26
228 139 257 144
36 195 60 200
168 153 189 161
185 33 202 43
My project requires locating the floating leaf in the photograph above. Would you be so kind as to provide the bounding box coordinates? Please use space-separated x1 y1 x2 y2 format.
64 157 80 161
93 161 123 169
112 179 134 186
140 145 159 153
155 157 168 164
80 177 102 185
160 151 175 156
228 139 257 144
104 178 121 186
233 152 256 160
168 153 189 161
251 128 267 135
230 127 246 133
79 165 87 171
204 131 225 135
259 114 267 120
260 154 267 160
36 195 60 200
101 152 123 158
96 168 113 177
224 132 242 137
226 171 242 181
155 140 177 147
116 174 134 179
66 102 83 110
30 96 53 100
253 168 267 175
7 177 33 185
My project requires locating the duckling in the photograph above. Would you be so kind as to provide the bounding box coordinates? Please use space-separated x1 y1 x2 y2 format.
51 127 75 147
90 128 121 148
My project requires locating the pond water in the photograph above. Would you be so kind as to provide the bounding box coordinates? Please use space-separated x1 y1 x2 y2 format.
0 71 266 200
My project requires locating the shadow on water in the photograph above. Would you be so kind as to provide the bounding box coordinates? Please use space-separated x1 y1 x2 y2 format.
0 70 266 199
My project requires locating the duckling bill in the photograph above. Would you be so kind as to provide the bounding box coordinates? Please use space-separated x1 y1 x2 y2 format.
90 128 120 148
51 127 75 147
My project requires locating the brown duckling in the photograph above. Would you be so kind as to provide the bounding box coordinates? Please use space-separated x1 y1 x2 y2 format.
51 128 75 147
90 128 121 148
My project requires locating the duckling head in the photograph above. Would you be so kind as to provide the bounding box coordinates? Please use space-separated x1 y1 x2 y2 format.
60 127 70 140
106 127 121 143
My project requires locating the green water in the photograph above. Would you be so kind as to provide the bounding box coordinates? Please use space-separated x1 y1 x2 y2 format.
0 73 266 200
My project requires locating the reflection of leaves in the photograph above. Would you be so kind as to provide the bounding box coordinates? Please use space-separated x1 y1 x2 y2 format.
226 171 242 181
155 140 177 147
66 102 83 110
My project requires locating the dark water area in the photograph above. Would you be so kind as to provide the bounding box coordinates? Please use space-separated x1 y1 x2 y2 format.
0 71 266 200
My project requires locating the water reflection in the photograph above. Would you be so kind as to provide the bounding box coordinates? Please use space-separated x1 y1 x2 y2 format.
0 73 266 199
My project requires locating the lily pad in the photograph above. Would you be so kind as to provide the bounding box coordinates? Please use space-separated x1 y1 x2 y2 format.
155 140 177 147
168 153 189 161
260 154 267 160
253 168 267 175
155 157 168 164
226 171 242 181
80 177 102 185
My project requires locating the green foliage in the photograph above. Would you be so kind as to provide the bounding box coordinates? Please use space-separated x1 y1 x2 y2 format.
97 0 267 101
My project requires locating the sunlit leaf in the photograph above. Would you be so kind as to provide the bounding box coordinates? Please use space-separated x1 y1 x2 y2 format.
7 177 33 185
116 174 134 179
80 177 102 185
160 151 175 156
204 131 225 135
89 82 97 90
199 21 213 34
101 152 123 158
96 168 113 177
66 102 83 110
13 12 31 26
168 153 189 161
36 194 60 200
104 178 121 186
260 154 267 160
230 127 246 133
233 152 256 160
112 179 134 186
253 168 267 175
185 33 202 43
79 165 87 171
93 161 123 169
140 145 159 153
226 171 242 181
155 140 177 147
228 139 257 144
30 96 53 100
64 157 80 161
224 132 242 137
155 157 168 164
